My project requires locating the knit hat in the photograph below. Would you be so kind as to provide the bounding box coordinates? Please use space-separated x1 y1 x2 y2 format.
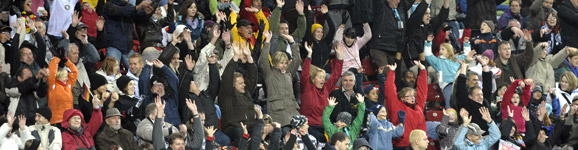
353 138 373 150
446 108 457 117
466 123 485 136
105 108 122 118
336 112 353 125
483 20 495 33
368 105 385 115
36 107 52 121
311 24 323 34
290 115 308 129
364 84 377 94
89 73 107 91
482 49 494 60
116 75 132 92
533 85 543 93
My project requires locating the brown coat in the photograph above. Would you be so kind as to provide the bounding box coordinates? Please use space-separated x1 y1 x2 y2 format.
95 125 139 150
494 41 535 86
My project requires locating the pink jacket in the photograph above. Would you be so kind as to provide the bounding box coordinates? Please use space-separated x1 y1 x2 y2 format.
333 24 372 74
501 79 531 133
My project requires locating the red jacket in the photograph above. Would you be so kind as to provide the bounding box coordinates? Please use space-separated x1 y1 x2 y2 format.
300 58 342 127
384 69 428 147
501 79 531 133
62 108 103 150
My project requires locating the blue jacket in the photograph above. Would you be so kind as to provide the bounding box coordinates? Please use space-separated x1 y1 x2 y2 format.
424 42 467 84
497 9 524 30
139 65 181 125
367 114 404 150
103 0 150 52
453 121 501 150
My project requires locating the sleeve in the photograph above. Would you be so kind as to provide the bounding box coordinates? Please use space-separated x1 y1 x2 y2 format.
367 114 379 134
288 43 302 74
47 57 60 85
549 47 568 68
407 0 428 32
161 65 179 98
153 117 166 150
268 127 282 150
65 58 78 86
431 6 449 35
178 70 193 123
530 0 544 16
193 43 216 89
87 108 103 136
218 59 238 110
259 43 272 77
416 69 428 109
284 134 297 150
245 61 258 94
301 134 316 150
385 70 401 124
482 70 493 107
269 7 281 34
82 43 100 64
522 80 532 106
293 15 307 39
248 119 265 150
392 122 405 138
188 116 205 148
333 26 344 44
350 102 366 133
513 41 536 68
453 126 468 149
94 30 107 50
322 105 338 138
324 59 343 91
10 33 20 75
484 121 501 147
436 115 451 137
158 3 175 27
139 65 152 99
377 74 386 104
357 23 372 46
522 120 536 147
455 75 469 109
18 126 31 146
50 128 63 150
33 32 47 68
207 63 220 100
300 58 312 90
424 42 442 71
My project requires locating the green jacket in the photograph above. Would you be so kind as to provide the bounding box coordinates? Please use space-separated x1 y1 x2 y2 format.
269 7 306 53
323 102 365 144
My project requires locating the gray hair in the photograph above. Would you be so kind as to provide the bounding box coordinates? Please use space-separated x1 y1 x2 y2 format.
342 71 356 80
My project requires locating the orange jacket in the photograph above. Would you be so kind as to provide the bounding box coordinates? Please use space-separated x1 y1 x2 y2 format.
47 57 78 124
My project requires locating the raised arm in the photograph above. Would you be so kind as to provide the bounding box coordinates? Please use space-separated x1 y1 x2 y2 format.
47 58 61 85
287 43 302 74
357 23 372 46
415 61 428 109
384 64 401 124
502 79 522 111
65 58 78 86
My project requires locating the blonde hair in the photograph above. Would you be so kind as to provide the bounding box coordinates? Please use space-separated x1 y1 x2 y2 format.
561 71 578 93
272 51 289 68
398 87 416 100
55 68 68 81
309 65 326 83
440 43 457 62
409 130 426 145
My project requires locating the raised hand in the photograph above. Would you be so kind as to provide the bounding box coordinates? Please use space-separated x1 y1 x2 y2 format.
356 93 365 103
111 91 119 103
212 26 221 40
413 60 425 70
385 63 397 71
185 98 198 115
72 11 81 27
443 108 448 116
18 115 26 129
561 103 569 118
207 52 217 64
296 0 304 15
466 51 476 62
26 19 36 33
185 54 195 71
507 105 514 118
480 107 492 123
328 97 338 106
92 95 101 108
254 105 263 119
245 7 259 13
155 95 166 117
263 30 272 42
240 122 248 134
205 126 217 137
335 42 344 60
145 60 153 66
183 30 192 43
152 59 165 68
97 16 105 31
6 112 15 127
460 108 471 127
522 107 530 121
304 41 313 55
522 29 531 41
61 30 69 40
276 0 285 8
279 34 294 43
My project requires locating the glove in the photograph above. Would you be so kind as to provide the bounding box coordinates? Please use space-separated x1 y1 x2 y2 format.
258 19 265 32
398 110 406 124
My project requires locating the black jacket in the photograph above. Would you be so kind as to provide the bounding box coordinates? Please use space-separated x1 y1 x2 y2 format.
136 4 174 50
114 95 141 133
367 0 413 52
218 60 258 132
500 118 536 149
405 0 449 60
466 0 505 34
178 63 220 127
557 1 578 48
328 88 359 123
455 71 493 135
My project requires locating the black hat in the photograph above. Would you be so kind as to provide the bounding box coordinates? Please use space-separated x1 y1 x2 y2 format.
0 25 11 32
158 44 180 65
90 73 107 91
116 75 132 92
237 19 255 27
76 22 88 30
36 107 52 121
353 138 373 150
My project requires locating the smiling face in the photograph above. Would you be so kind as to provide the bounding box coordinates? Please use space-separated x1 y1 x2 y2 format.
234 76 246 93
313 28 324 41
68 115 82 129
538 130 547 143
20 48 34 65
279 23 289 35
126 81 136 95
367 89 378 102
547 13 557 27
377 107 387 120
341 75 355 92
275 60 288 73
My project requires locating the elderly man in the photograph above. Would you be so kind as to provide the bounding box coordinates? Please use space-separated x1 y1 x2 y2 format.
95 108 138 150
28 107 62 150
453 108 500 149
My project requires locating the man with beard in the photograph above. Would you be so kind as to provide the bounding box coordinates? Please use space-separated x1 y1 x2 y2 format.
95 108 139 150
28 107 63 149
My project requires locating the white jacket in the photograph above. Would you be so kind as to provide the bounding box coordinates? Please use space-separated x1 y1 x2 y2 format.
0 123 32 149
28 123 63 150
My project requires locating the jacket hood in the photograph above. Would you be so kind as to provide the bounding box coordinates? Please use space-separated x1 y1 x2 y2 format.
61 109 85 129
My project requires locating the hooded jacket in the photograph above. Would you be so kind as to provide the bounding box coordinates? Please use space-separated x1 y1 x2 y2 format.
61 108 103 150
47 57 78 124
367 113 404 150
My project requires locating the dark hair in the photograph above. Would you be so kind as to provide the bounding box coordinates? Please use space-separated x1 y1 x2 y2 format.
344 27 357 38
140 142 154 150
280 20 289 25
330 132 349 145
168 133 186 145
498 41 511 50
468 86 482 96
509 0 522 6
178 0 203 21
16 67 31 78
